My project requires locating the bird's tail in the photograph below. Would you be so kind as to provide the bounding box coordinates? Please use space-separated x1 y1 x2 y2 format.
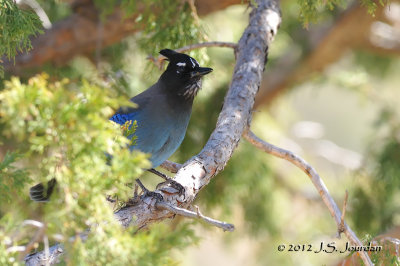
29 178 57 202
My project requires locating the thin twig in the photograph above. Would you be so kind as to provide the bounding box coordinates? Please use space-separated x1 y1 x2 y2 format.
242 129 373 266
338 190 349 238
174 42 237 53
147 41 237 69
43 235 50 266
160 160 182 173
156 201 234 232
21 220 45 228
6 246 26 253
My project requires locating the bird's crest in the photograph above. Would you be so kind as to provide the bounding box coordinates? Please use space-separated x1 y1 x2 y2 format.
159 49 199 69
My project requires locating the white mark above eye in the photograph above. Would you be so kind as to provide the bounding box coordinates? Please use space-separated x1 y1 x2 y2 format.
177 62 186 67
189 58 197 68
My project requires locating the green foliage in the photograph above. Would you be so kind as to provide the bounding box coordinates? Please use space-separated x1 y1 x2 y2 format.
353 138 400 235
92 0 205 54
0 74 196 264
66 222 197 265
359 0 388 15
137 0 205 54
297 0 345 26
354 51 394 77
297 0 387 26
35 0 71 22
93 0 138 19
0 0 43 75
121 120 138 146
352 105 400 235
0 152 30 203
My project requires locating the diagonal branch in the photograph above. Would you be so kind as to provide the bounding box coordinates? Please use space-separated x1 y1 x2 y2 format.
24 0 281 264
242 129 373 266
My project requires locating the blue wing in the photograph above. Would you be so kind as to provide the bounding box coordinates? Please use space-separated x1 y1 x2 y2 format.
108 87 190 168
109 112 137 125
109 109 171 167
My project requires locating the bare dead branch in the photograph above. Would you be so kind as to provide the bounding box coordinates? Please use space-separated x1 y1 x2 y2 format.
43 235 50 266
156 202 234 232
242 129 373 266
338 190 349 237
6 246 27 253
21 220 44 228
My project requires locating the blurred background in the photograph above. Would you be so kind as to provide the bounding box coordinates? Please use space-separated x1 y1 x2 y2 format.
1 0 400 265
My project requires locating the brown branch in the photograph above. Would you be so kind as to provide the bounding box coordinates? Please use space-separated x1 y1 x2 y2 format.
3 0 242 75
242 129 373 266
156 202 234 232
255 2 397 107
25 0 281 264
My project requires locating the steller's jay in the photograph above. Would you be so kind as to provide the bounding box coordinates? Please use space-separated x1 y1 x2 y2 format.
30 49 212 201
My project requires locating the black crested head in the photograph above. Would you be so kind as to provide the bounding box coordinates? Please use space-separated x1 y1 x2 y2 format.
159 49 212 101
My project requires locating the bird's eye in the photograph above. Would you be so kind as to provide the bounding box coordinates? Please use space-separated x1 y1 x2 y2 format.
176 65 186 74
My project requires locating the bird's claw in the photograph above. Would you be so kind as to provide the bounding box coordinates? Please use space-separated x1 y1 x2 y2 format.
168 180 185 195
149 168 185 196
156 179 185 195
144 191 164 202
135 179 164 202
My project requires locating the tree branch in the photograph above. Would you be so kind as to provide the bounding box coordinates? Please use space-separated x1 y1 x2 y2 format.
255 1 398 107
155 202 234 232
24 0 281 264
338 190 348 237
242 129 373 266
3 0 241 75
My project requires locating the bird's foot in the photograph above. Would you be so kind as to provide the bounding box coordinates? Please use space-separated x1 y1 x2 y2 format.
149 168 185 195
135 179 163 202
161 180 185 195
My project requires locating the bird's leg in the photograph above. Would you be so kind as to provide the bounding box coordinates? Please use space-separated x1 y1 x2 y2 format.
135 179 163 202
148 168 185 195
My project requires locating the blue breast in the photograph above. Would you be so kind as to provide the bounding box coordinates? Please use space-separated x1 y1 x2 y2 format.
110 96 192 168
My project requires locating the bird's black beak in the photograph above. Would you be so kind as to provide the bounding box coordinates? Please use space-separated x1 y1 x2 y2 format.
190 67 213 78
